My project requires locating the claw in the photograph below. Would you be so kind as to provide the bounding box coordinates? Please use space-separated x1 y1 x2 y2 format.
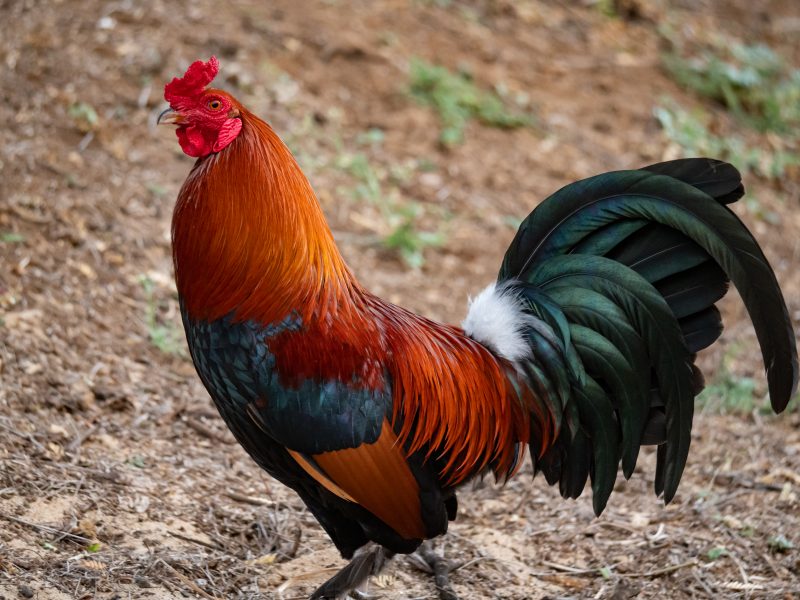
310 544 393 600
415 541 459 600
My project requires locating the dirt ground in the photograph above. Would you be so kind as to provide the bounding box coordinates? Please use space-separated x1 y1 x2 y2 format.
1 0 799 598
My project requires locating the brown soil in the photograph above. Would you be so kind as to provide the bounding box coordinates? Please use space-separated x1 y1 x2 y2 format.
1 0 799 598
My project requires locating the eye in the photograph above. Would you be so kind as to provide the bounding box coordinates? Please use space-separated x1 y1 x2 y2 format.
207 99 222 111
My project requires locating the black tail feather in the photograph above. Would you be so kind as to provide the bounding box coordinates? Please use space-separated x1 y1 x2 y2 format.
499 158 797 512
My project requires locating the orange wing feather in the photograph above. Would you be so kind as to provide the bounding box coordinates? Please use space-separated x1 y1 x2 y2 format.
312 421 426 540
291 421 426 540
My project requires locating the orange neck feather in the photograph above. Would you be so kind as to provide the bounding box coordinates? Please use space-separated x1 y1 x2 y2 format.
172 109 359 324
172 108 546 486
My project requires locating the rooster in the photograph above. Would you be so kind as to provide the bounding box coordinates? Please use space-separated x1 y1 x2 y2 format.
158 57 798 599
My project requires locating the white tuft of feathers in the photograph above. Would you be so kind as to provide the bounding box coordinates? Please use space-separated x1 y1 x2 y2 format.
461 283 532 362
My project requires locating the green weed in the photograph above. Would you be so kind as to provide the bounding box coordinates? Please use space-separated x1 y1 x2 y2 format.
336 147 446 267
697 373 759 414
768 535 794 553
706 546 728 561
654 100 800 187
409 59 535 147
383 203 446 269
663 40 800 134
139 276 186 357
593 0 618 18
1 232 25 243
68 102 99 132
693 344 797 414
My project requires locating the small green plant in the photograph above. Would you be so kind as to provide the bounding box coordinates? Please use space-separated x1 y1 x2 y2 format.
695 344 777 414
68 102 99 132
415 0 453 7
767 534 794 553
128 455 146 468
663 41 800 133
706 546 728 561
654 100 800 185
383 203 446 269
1 232 25 243
139 276 186 357
337 152 382 204
593 0 618 18
336 147 447 267
145 182 168 198
409 59 535 147
697 374 758 414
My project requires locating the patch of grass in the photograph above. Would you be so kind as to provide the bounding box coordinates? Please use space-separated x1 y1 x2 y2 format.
697 373 759 414
145 182 168 198
1 232 25 243
336 147 447 268
768 534 794 553
337 152 382 204
593 0 618 18
663 40 800 133
706 546 728 561
68 102 99 132
409 59 535 147
139 276 186 357
654 100 800 184
382 203 446 269
694 344 788 414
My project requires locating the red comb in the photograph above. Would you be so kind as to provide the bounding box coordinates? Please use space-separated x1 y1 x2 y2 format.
164 56 219 105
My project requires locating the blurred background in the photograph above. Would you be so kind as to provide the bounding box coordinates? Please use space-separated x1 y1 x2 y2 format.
1 0 798 598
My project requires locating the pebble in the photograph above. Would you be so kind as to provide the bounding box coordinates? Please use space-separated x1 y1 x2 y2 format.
18 585 34 599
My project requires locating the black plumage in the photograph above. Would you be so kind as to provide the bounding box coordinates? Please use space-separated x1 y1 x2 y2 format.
499 158 798 511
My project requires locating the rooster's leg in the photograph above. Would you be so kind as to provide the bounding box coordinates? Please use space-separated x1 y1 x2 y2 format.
309 543 393 600
411 541 459 600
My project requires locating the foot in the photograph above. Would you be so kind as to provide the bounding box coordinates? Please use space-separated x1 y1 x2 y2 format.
310 543 393 600
410 541 459 600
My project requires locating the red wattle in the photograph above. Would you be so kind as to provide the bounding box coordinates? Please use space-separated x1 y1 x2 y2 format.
176 119 242 157
176 125 213 158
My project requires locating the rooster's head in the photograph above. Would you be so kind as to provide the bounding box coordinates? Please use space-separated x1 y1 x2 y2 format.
158 56 242 158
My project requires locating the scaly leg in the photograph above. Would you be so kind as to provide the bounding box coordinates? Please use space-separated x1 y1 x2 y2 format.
411 541 459 600
309 543 393 600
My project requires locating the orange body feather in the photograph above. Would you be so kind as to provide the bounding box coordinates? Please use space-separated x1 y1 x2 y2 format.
172 103 548 493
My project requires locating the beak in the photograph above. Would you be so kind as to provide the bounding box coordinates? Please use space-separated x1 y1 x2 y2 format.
157 107 184 125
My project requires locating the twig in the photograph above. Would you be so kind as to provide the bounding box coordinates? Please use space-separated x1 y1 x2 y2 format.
627 560 697 578
66 425 98 453
728 552 750 588
157 559 221 600
540 560 600 575
452 556 507 572
224 491 271 506
691 567 716 597
0 423 46 453
0 514 92 544
282 527 302 560
167 530 225 552
185 417 235 445
712 472 785 493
